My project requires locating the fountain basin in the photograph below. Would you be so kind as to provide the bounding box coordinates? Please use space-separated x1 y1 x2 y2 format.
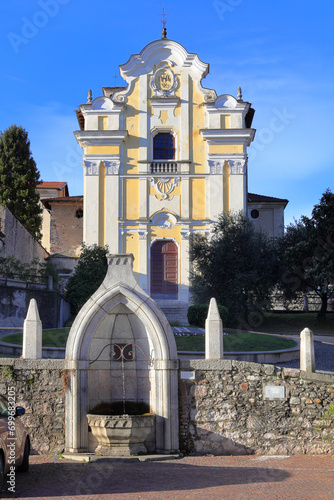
86 413 155 456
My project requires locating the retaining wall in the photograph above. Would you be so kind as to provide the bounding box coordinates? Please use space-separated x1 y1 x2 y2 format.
0 359 65 455
0 358 333 457
179 359 334 456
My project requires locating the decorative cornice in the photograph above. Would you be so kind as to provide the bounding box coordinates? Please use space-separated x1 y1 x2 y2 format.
200 129 255 146
74 130 128 147
119 39 209 79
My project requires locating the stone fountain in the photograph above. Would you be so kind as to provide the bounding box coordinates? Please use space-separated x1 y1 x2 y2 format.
64 254 179 456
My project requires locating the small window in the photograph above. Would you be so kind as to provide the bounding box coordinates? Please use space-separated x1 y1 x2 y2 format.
153 133 175 160
75 209 83 219
251 209 259 219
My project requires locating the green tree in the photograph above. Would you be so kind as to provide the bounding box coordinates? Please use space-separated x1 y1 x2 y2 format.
0 125 43 240
64 244 108 314
189 211 279 327
278 189 334 320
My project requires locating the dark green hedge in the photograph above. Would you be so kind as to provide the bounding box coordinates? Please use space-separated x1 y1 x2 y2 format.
187 303 229 328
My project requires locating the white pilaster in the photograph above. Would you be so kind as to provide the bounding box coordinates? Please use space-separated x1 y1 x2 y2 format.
138 229 148 292
229 160 247 214
180 230 190 302
180 72 189 161
83 160 100 245
105 160 120 253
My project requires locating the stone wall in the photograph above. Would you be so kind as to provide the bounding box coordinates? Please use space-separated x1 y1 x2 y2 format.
0 280 71 328
1 357 333 457
0 359 65 455
179 359 334 456
0 205 48 263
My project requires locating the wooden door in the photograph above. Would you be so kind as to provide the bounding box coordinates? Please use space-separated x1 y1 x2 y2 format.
151 240 178 299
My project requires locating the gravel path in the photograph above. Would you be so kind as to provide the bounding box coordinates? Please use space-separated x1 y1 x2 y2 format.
277 340 334 373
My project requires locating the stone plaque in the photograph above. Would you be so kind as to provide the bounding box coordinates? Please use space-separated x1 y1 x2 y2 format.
180 371 195 380
263 385 286 399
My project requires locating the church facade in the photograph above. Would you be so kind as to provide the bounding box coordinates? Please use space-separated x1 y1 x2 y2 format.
74 36 256 309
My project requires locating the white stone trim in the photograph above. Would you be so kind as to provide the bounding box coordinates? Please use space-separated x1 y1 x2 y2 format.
74 130 128 147
105 160 121 175
229 159 247 175
149 177 180 199
82 160 100 176
200 129 255 146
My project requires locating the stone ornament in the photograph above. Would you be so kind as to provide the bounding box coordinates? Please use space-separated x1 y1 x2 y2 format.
150 64 179 97
150 177 180 199
105 160 120 175
229 159 247 175
83 159 121 176
82 160 100 176
209 161 224 175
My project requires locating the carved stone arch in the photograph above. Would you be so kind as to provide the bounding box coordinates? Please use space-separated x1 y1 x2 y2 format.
65 255 179 455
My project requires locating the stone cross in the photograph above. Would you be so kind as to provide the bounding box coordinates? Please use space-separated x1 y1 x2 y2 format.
22 299 42 359
300 327 315 372
205 298 224 359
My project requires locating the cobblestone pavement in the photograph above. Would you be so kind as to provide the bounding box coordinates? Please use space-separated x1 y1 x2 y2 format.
2 454 334 500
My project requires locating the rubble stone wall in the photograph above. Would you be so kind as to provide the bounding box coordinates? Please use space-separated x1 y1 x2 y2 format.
179 359 334 456
0 359 65 455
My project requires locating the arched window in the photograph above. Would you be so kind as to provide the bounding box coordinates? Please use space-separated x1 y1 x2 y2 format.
153 133 175 160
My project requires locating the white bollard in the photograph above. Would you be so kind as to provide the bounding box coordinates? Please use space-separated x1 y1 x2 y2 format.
300 327 315 372
22 299 42 359
205 298 224 360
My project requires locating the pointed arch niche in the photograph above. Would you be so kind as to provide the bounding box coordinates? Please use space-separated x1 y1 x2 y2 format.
65 254 179 455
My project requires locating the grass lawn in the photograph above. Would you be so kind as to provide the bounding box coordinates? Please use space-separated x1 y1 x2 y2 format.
2 328 70 348
254 312 334 335
2 327 296 352
175 331 296 352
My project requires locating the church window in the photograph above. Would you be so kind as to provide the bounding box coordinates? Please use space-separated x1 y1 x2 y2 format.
153 133 175 160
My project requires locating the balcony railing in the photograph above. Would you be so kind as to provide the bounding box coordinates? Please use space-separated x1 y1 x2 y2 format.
150 161 178 173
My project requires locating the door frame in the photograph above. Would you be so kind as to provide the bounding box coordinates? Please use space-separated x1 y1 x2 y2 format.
149 238 180 300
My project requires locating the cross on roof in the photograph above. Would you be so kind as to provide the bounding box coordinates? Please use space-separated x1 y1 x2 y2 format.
161 3 167 38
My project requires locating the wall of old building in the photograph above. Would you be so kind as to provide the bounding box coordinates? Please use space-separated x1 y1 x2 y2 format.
0 205 48 263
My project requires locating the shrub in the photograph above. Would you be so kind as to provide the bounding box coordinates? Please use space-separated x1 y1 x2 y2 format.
187 303 229 328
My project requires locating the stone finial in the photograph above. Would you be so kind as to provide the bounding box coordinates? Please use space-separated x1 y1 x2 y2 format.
237 86 243 101
300 328 315 372
205 298 224 360
22 299 42 360
87 89 92 103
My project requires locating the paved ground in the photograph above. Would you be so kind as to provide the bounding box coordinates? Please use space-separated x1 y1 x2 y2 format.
2 454 334 499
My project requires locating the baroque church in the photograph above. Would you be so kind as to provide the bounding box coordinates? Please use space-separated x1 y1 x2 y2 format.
41 31 287 321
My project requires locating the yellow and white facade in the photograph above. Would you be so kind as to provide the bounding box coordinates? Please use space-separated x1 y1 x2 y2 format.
74 37 255 307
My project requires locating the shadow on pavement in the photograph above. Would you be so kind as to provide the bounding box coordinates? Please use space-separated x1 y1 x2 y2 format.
1 459 290 498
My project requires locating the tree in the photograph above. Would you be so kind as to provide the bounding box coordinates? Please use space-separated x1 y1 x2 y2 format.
278 189 334 320
189 212 279 327
64 244 108 314
0 125 43 240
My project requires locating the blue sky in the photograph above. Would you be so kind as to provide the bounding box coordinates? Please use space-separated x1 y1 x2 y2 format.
1 0 333 226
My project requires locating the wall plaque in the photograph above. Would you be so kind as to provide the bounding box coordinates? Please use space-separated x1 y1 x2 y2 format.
180 371 195 380
263 385 286 399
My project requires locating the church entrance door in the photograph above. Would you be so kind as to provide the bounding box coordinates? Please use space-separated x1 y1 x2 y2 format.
150 240 178 300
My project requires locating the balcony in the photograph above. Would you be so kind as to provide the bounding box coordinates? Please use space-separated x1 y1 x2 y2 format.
150 161 178 174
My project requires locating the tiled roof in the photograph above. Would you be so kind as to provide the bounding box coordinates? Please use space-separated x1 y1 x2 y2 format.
42 196 83 203
37 182 67 189
248 192 289 205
